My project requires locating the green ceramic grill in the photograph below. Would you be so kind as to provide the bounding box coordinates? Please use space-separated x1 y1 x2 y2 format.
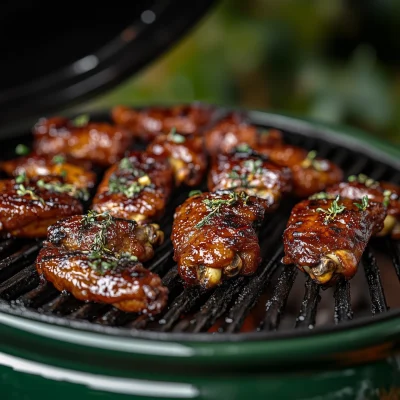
1 2 400 400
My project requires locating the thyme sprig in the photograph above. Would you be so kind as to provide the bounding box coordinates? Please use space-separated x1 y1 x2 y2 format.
383 190 392 207
52 155 66 165
309 191 332 200
348 174 378 188
15 172 45 205
88 252 138 275
118 158 145 177
195 191 249 229
36 179 89 201
108 174 151 198
316 195 346 223
72 114 90 127
301 150 325 171
167 127 185 144
234 143 252 153
354 195 369 211
188 190 202 197
227 159 263 188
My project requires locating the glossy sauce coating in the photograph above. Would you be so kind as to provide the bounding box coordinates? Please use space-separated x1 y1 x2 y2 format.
205 112 258 157
208 149 292 206
147 132 207 187
33 116 133 166
282 197 386 285
0 177 83 238
92 151 174 223
0 153 96 189
171 191 266 289
112 104 214 142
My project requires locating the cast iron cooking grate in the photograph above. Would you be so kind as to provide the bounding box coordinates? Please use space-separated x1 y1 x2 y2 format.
0 108 400 341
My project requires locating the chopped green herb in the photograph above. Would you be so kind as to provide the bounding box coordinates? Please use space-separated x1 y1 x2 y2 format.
15 171 27 184
15 144 30 156
87 251 138 275
301 150 326 171
52 155 66 165
118 157 145 177
16 184 45 205
195 191 249 229
36 179 89 201
244 159 263 175
188 190 202 197
108 174 151 198
348 174 377 188
316 195 346 223
235 143 252 153
60 169 67 178
309 192 331 200
167 127 186 144
353 195 369 211
383 190 392 207
81 211 115 254
72 114 89 127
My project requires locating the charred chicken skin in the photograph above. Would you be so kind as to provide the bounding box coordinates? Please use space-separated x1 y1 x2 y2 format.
257 132 343 197
282 196 386 285
36 212 167 314
0 175 83 238
0 153 96 190
112 104 214 142
208 147 292 206
146 128 207 187
92 151 173 224
325 174 400 239
204 112 259 157
33 116 133 166
171 191 266 289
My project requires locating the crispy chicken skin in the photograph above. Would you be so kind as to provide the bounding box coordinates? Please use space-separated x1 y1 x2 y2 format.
325 176 400 238
112 104 214 142
33 116 133 166
257 141 343 197
0 177 83 238
146 131 207 187
208 148 292 206
36 212 167 314
92 151 173 224
0 153 96 190
204 112 258 157
171 191 266 289
282 197 386 285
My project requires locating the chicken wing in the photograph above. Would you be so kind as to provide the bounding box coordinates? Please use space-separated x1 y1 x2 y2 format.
36 212 167 314
112 104 214 142
146 129 207 187
282 196 386 285
171 191 266 289
0 176 83 238
91 151 174 223
33 115 133 166
208 147 292 207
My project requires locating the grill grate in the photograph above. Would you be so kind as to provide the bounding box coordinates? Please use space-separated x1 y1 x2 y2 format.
0 109 400 341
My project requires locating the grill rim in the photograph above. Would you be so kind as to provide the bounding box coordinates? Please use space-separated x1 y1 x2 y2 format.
0 106 400 345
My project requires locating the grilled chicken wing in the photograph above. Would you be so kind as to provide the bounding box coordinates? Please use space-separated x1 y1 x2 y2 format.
325 174 400 238
257 141 343 197
33 116 133 166
208 147 292 206
146 129 207 187
0 176 83 238
36 212 167 314
0 153 96 190
171 191 266 289
282 196 386 285
92 151 173 223
112 104 213 142
204 112 258 157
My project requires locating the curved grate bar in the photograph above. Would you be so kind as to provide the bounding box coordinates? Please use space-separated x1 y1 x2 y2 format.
334 279 353 323
295 277 320 329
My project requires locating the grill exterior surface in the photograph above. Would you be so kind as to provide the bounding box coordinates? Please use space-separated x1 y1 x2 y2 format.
1 108 400 400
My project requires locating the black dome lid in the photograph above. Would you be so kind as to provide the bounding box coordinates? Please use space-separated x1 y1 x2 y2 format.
0 0 216 135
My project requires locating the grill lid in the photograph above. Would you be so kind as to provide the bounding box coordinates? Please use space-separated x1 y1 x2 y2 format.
0 0 216 137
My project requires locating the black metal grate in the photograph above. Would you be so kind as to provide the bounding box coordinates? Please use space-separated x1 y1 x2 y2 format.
0 108 400 341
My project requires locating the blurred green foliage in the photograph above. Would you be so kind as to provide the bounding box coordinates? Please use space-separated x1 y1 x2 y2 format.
86 0 400 144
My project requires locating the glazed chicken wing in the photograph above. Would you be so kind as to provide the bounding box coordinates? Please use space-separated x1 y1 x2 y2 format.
325 174 400 238
36 212 167 314
112 104 214 142
0 176 83 238
204 112 258 157
208 147 292 207
282 196 386 285
0 153 96 190
146 129 207 187
91 151 173 224
33 116 133 166
171 191 266 289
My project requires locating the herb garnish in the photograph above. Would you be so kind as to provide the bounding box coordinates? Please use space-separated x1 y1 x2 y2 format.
195 191 249 229
383 190 391 207
188 190 202 197
227 159 263 188
118 157 145 177
235 143 252 153
348 174 377 188
36 179 89 201
316 195 346 223
72 114 89 127
108 174 151 198
309 192 331 200
301 150 325 171
354 195 369 211
87 252 138 275
15 144 30 156
52 155 66 165
15 172 45 205
167 127 185 144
